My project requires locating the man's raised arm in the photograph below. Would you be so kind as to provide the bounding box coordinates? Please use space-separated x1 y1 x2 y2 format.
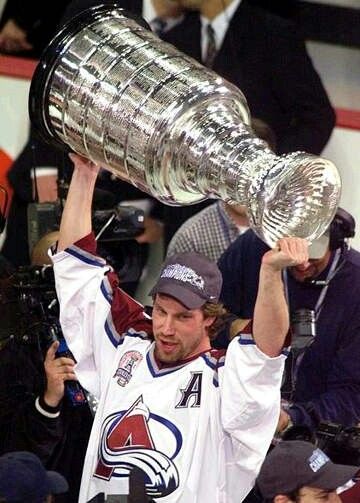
253 237 309 357
57 154 100 252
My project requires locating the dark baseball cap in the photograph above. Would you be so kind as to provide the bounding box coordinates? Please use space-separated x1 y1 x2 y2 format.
257 441 359 499
0 451 68 502
150 252 222 309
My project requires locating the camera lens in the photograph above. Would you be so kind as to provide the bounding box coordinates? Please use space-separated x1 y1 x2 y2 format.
291 309 316 348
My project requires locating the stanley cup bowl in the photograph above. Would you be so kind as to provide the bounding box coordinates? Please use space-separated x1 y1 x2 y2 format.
29 4 341 247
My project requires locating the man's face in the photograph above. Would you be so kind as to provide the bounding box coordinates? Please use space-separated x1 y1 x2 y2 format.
225 203 248 217
289 251 331 283
152 294 214 363
166 0 204 10
152 0 185 17
295 486 341 502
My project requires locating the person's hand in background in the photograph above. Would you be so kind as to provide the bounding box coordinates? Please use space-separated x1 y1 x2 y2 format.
43 340 77 408
0 19 33 53
135 216 163 244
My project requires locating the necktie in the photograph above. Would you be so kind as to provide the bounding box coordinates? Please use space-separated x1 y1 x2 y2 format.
151 17 167 37
204 23 217 68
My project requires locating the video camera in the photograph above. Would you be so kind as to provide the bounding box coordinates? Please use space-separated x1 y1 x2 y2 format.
93 205 145 241
27 202 145 284
0 264 87 406
316 422 360 465
282 421 360 465
0 265 58 348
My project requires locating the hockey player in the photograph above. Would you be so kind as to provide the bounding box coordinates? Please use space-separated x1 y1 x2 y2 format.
52 154 309 503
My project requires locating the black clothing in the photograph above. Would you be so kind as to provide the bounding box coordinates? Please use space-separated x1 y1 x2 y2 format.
0 1 72 58
0 338 93 503
162 4 335 155
1 130 67 266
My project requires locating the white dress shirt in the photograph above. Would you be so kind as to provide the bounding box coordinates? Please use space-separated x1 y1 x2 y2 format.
142 0 184 33
200 0 242 62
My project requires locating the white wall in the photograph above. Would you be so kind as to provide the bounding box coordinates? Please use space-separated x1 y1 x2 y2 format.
303 0 360 7
0 0 5 16
0 75 30 158
305 40 360 248
307 41 360 109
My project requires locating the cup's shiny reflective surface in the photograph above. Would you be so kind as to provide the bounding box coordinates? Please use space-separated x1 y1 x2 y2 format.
29 6 341 246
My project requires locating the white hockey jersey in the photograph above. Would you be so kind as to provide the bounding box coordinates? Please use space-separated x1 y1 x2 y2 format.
52 234 287 503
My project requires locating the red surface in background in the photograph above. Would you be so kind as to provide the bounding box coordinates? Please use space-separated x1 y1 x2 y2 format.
3 54 359 130
0 149 13 211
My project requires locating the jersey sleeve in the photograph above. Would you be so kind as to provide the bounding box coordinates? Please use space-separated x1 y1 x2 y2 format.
219 326 287 497
52 233 152 397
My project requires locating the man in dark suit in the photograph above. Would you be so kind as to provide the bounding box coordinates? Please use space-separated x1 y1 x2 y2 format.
163 0 335 155
157 0 336 246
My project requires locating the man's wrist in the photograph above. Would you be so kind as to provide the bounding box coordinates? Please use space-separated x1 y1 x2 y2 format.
35 396 61 418
43 391 62 409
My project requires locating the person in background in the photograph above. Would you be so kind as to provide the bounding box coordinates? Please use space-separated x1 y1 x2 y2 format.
0 1 71 57
0 451 68 503
0 301 93 503
218 208 360 433
256 440 359 503
156 0 336 247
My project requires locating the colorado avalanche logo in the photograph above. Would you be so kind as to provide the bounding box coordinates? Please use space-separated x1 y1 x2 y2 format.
95 396 181 498
113 351 143 387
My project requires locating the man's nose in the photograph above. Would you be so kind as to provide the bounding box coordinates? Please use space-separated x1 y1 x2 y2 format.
162 316 175 335
296 261 310 272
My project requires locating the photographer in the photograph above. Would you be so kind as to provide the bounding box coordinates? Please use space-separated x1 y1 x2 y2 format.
218 208 360 432
256 440 359 503
0 268 93 502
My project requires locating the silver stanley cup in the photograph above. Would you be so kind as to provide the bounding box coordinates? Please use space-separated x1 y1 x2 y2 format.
29 5 341 246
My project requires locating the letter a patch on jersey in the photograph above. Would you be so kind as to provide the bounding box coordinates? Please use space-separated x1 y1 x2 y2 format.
176 372 203 408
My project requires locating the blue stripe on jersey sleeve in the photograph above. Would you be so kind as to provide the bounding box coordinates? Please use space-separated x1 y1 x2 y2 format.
237 334 290 356
105 319 121 348
101 279 113 305
67 246 106 267
237 334 256 345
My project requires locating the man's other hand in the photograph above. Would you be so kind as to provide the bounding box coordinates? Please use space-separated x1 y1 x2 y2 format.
262 237 309 272
69 153 101 178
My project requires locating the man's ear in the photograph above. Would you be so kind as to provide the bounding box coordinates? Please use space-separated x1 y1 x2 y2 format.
274 495 292 503
204 316 216 328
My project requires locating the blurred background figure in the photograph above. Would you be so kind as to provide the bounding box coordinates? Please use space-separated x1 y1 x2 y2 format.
0 451 68 503
218 208 360 433
0 263 94 502
256 440 359 503
0 1 71 58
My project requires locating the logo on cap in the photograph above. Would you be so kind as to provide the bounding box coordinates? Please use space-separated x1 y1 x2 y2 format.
309 449 330 473
160 264 205 291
